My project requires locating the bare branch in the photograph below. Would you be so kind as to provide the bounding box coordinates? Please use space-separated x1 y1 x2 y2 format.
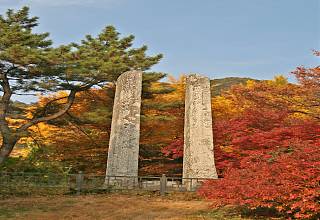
65 113 100 147
17 89 77 132
30 95 69 119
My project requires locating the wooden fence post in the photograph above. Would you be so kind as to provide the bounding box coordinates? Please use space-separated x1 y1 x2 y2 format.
76 171 84 195
160 174 167 196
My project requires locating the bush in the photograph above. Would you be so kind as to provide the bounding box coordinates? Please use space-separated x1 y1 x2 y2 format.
198 142 320 219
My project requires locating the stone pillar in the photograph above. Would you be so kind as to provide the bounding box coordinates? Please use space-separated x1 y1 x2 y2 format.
183 74 218 185
106 70 142 182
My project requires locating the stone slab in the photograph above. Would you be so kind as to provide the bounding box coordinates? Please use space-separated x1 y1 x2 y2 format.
183 74 218 180
106 70 142 178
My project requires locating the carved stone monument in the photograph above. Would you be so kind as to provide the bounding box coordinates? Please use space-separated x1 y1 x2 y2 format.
105 70 142 181
183 74 218 187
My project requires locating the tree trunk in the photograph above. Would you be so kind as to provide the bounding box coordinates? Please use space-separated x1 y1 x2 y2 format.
0 135 18 165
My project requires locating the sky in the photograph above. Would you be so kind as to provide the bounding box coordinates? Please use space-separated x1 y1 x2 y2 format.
0 0 319 102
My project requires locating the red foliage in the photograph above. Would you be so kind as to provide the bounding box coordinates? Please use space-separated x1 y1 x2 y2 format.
198 139 320 219
200 53 320 218
214 110 320 164
208 85 319 218
292 50 320 89
161 138 183 159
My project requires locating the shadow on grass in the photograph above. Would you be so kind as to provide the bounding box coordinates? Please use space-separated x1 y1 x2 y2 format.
0 207 30 219
195 206 285 220
239 206 283 219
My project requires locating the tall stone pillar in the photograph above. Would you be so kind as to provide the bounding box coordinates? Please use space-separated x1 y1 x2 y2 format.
183 74 218 186
106 70 142 181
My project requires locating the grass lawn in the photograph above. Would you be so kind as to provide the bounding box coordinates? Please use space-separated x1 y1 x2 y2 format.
0 192 280 219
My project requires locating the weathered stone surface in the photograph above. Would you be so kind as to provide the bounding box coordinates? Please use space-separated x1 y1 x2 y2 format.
106 70 142 177
183 74 218 180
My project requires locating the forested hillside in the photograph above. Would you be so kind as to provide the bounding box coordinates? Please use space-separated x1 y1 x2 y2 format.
210 77 258 96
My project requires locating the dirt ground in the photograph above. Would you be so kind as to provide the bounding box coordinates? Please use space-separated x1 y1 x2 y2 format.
0 192 246 220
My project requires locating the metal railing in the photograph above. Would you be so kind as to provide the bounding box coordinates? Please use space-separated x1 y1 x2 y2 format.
0 171 216 196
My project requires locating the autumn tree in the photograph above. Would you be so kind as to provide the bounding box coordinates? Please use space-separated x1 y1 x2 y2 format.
198 66 320 218
0 6 162 164
291 50 320 119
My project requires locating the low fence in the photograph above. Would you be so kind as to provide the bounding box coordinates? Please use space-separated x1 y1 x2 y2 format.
0 172 215 197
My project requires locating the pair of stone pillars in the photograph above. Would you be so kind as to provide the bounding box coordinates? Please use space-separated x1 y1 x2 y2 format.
106 71 218 181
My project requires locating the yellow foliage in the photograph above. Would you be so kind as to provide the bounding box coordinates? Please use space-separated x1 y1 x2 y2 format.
220 145 234 153
246 80 256 88
212 96 240 119
267 75 288 86
159 74 185 102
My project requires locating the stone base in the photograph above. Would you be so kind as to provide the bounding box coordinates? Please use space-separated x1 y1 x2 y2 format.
104 176 139 189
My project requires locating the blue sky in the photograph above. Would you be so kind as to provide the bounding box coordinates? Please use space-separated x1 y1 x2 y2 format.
0 0 319 82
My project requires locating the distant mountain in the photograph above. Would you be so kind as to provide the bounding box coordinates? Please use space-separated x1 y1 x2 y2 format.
210 77 258 96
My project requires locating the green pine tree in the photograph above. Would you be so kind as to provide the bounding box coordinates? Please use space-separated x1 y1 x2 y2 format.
0 6 162 164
